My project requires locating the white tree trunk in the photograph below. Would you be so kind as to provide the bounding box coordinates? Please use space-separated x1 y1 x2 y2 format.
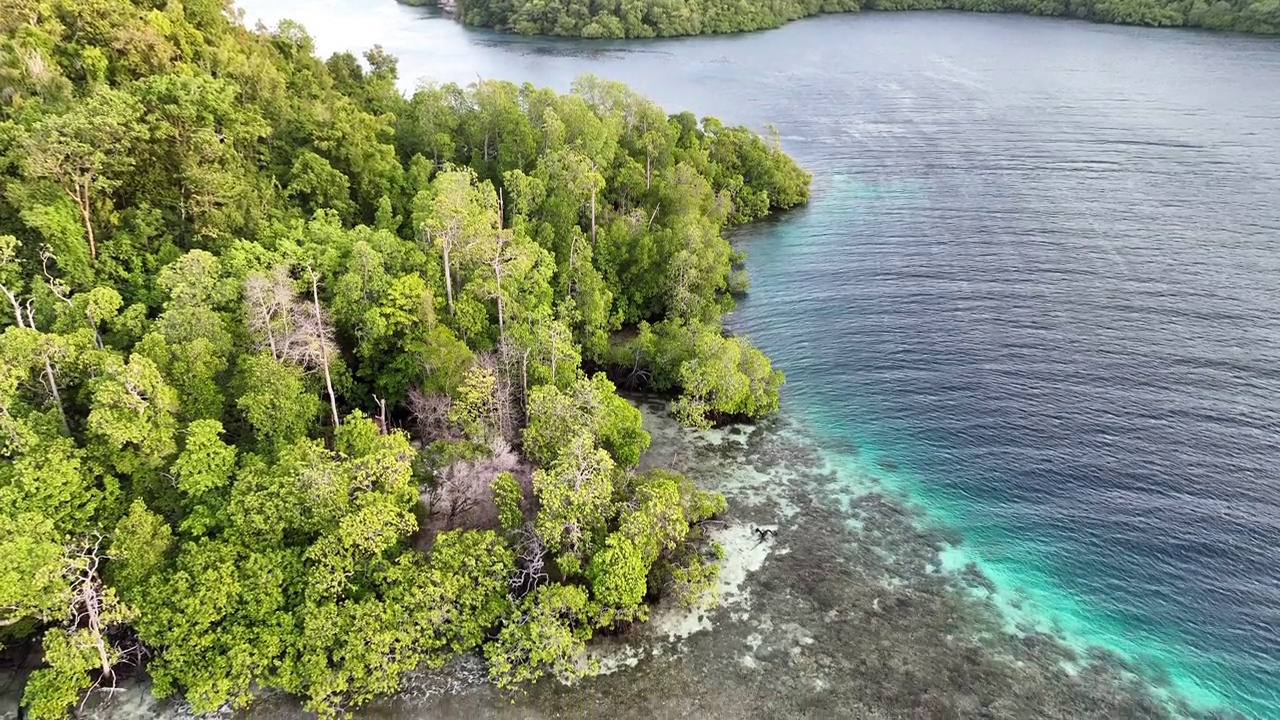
309 269 341 429
443 239 455 316
41 350 70 436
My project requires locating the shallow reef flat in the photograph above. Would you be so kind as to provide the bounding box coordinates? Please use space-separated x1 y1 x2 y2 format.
4 400 1233 720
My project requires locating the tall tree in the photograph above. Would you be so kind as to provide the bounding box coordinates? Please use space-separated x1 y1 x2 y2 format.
415 168 498 319
22 87 144 260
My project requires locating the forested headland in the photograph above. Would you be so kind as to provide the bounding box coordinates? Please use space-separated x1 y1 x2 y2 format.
404 0 1280 37
0 0 812 717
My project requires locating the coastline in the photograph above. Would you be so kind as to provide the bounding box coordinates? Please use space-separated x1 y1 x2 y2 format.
399 396 1228 719
1 397 1226 719
394 0 1280 38
3 0 1274 715
776 402 1241 715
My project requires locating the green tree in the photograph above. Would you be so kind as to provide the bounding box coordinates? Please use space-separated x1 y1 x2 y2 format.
523 373 648 468
491 471 524 533
586 532 648 622
287 151 357 221
0 514 66 631
415 167 496 319
108 499 173 595
669 326 784 428
233 353 320 451
21 87 144 260
619 469 689 565
532 432 615 558
87 353 180 477
485 583 594 689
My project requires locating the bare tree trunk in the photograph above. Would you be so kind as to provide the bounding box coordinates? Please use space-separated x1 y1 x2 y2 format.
495 279 504 338
244 273 284 359
0 282 24 328
40 351 70 436
492 221 508 343
494 260 504 339
494 205 505 339
40 247 101 347
14 298 70 436
309 268 341 429
442 239 455 316
81 579 112 678
69 539 113 680
521 348 530 411
71 182 96 261
373 395 388 434
85 309 103 350
590 186 597 245
567 234 578 300
647 203 660 230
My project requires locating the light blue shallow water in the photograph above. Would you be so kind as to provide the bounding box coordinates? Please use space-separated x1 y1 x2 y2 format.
237 4 1280 714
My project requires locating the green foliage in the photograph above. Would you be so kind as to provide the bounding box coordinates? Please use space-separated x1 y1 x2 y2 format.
233 354 321 451
172 420 236 500
485 583 595 689
87 353 180 476
619 320 783 427
619 470 689 566
22 629 100 720
491 471 524 532
686 485 729 524
289 529 512 716
0 2 804 713
448 365 498 441
672 328 784 428
523 373 648 468
0 514 66 630
444 0 1278 36
669 551 722 610
506 313 582 388
130 418 425 716
19 85 145 262
415 529 515 656
288 151 358 222
586 532 648 621
533 433 616 556
134 539 298 712
0 433 99 535
135 334 227 423
108 499 173 593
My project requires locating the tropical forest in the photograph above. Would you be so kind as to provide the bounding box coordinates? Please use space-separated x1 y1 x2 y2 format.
0 0 812 717
413 0 1280 37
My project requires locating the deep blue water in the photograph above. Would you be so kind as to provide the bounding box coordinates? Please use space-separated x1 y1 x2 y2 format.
239 3 1280 715
718 28 1280 712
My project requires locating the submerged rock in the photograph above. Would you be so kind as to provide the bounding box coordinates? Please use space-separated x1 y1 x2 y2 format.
6 403 1237 720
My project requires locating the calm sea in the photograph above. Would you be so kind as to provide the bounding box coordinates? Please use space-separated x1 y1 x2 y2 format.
241 4 1280 714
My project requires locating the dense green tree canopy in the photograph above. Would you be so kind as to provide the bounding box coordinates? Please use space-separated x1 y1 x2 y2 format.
0 0 804 716
417 0 1279 36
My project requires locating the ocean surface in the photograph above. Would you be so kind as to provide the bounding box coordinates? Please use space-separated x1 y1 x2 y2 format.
238 3 1280 716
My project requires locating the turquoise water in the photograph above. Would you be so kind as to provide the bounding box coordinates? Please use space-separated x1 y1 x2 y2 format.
792 398 1233 711
234 3 1280 715
729 161 1280 715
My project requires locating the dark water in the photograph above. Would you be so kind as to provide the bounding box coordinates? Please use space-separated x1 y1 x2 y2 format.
243 3 1280 715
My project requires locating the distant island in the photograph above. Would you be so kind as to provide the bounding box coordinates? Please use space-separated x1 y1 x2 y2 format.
397 0 1279 36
